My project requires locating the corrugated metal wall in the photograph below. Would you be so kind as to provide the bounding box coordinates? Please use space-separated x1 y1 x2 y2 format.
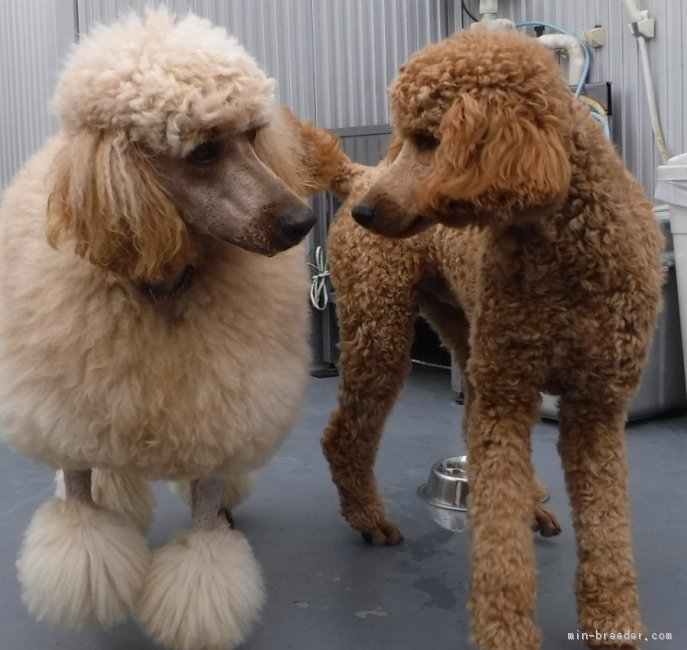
2 1 685 199
0 0 75 190
311 0 449 127
455 0 687 198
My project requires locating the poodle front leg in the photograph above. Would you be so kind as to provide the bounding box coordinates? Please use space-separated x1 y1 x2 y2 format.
17 468 150 629
558 398 643 649
137 475 265 650
322 298 417 546
170 472 255 528
64 468 92 501
55 468 155 533
190 477 225 530
422 296 563 541
467 391 542 650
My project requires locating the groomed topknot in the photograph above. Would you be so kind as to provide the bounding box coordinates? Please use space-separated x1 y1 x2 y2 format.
389 29 568 138
53 8 276 156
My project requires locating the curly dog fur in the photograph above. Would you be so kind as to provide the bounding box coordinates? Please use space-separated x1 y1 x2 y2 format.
302 120 561 545
0 10 315 649
305 29 663 650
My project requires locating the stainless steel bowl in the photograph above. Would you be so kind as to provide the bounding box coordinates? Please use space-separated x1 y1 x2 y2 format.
417 455 469 533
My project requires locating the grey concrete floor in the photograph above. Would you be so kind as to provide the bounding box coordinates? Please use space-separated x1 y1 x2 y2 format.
0 369 685 649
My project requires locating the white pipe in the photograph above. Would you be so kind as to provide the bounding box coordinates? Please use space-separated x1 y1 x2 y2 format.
621 0 671 162
622 0 643 24
537 34 586 87
479 0 498 20
637 35 670 162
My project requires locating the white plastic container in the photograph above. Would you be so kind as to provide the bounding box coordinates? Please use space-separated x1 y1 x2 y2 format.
656 153 687 395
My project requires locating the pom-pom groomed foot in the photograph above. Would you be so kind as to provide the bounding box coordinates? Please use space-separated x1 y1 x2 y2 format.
137 527 265 650
17 498 151 629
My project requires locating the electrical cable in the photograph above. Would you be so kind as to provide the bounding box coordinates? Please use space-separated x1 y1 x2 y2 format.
579 95 611 139
578 94 608 118
309 246 330 311
462 1 478 24
588 110 611 139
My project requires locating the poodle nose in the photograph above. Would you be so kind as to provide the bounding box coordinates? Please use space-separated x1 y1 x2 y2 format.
352 203 376 228
277 206 316 248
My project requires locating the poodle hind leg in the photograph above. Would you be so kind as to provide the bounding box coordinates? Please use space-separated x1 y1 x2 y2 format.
137 477 264 650
322 297 417 546
532 500 562 538
531 475 562 537
558 398 643 649
18 469 150 628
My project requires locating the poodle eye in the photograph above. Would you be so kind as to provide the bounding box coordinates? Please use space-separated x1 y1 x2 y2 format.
187 141 221 165
414 133 440 151
246 128 259 144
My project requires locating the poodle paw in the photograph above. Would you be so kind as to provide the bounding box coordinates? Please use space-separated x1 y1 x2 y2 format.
18 498 150 628
532 503 562 537
360 521 404 546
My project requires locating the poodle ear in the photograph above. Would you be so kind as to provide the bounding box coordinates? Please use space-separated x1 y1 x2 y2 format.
426 93 571 221
47 131 192 283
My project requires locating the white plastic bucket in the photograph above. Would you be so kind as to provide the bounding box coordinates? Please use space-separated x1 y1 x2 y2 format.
656 152 687 394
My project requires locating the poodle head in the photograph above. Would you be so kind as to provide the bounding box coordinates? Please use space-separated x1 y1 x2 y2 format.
47 9 314 283
352 28 574 238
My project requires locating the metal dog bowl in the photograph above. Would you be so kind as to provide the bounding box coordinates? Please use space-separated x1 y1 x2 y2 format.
418 455 469 533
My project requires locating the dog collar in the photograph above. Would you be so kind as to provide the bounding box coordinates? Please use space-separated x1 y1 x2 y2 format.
136 265 195 302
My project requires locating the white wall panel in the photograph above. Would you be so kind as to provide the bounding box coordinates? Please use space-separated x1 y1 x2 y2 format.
0 0 75 190
455 0 687 197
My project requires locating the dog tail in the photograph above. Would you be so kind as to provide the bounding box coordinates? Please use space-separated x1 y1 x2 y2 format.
298 120 368 200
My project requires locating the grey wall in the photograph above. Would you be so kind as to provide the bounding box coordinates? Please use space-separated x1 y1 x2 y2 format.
0 0 75 190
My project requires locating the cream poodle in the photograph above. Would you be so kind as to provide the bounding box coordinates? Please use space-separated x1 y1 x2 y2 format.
0 10 315 650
